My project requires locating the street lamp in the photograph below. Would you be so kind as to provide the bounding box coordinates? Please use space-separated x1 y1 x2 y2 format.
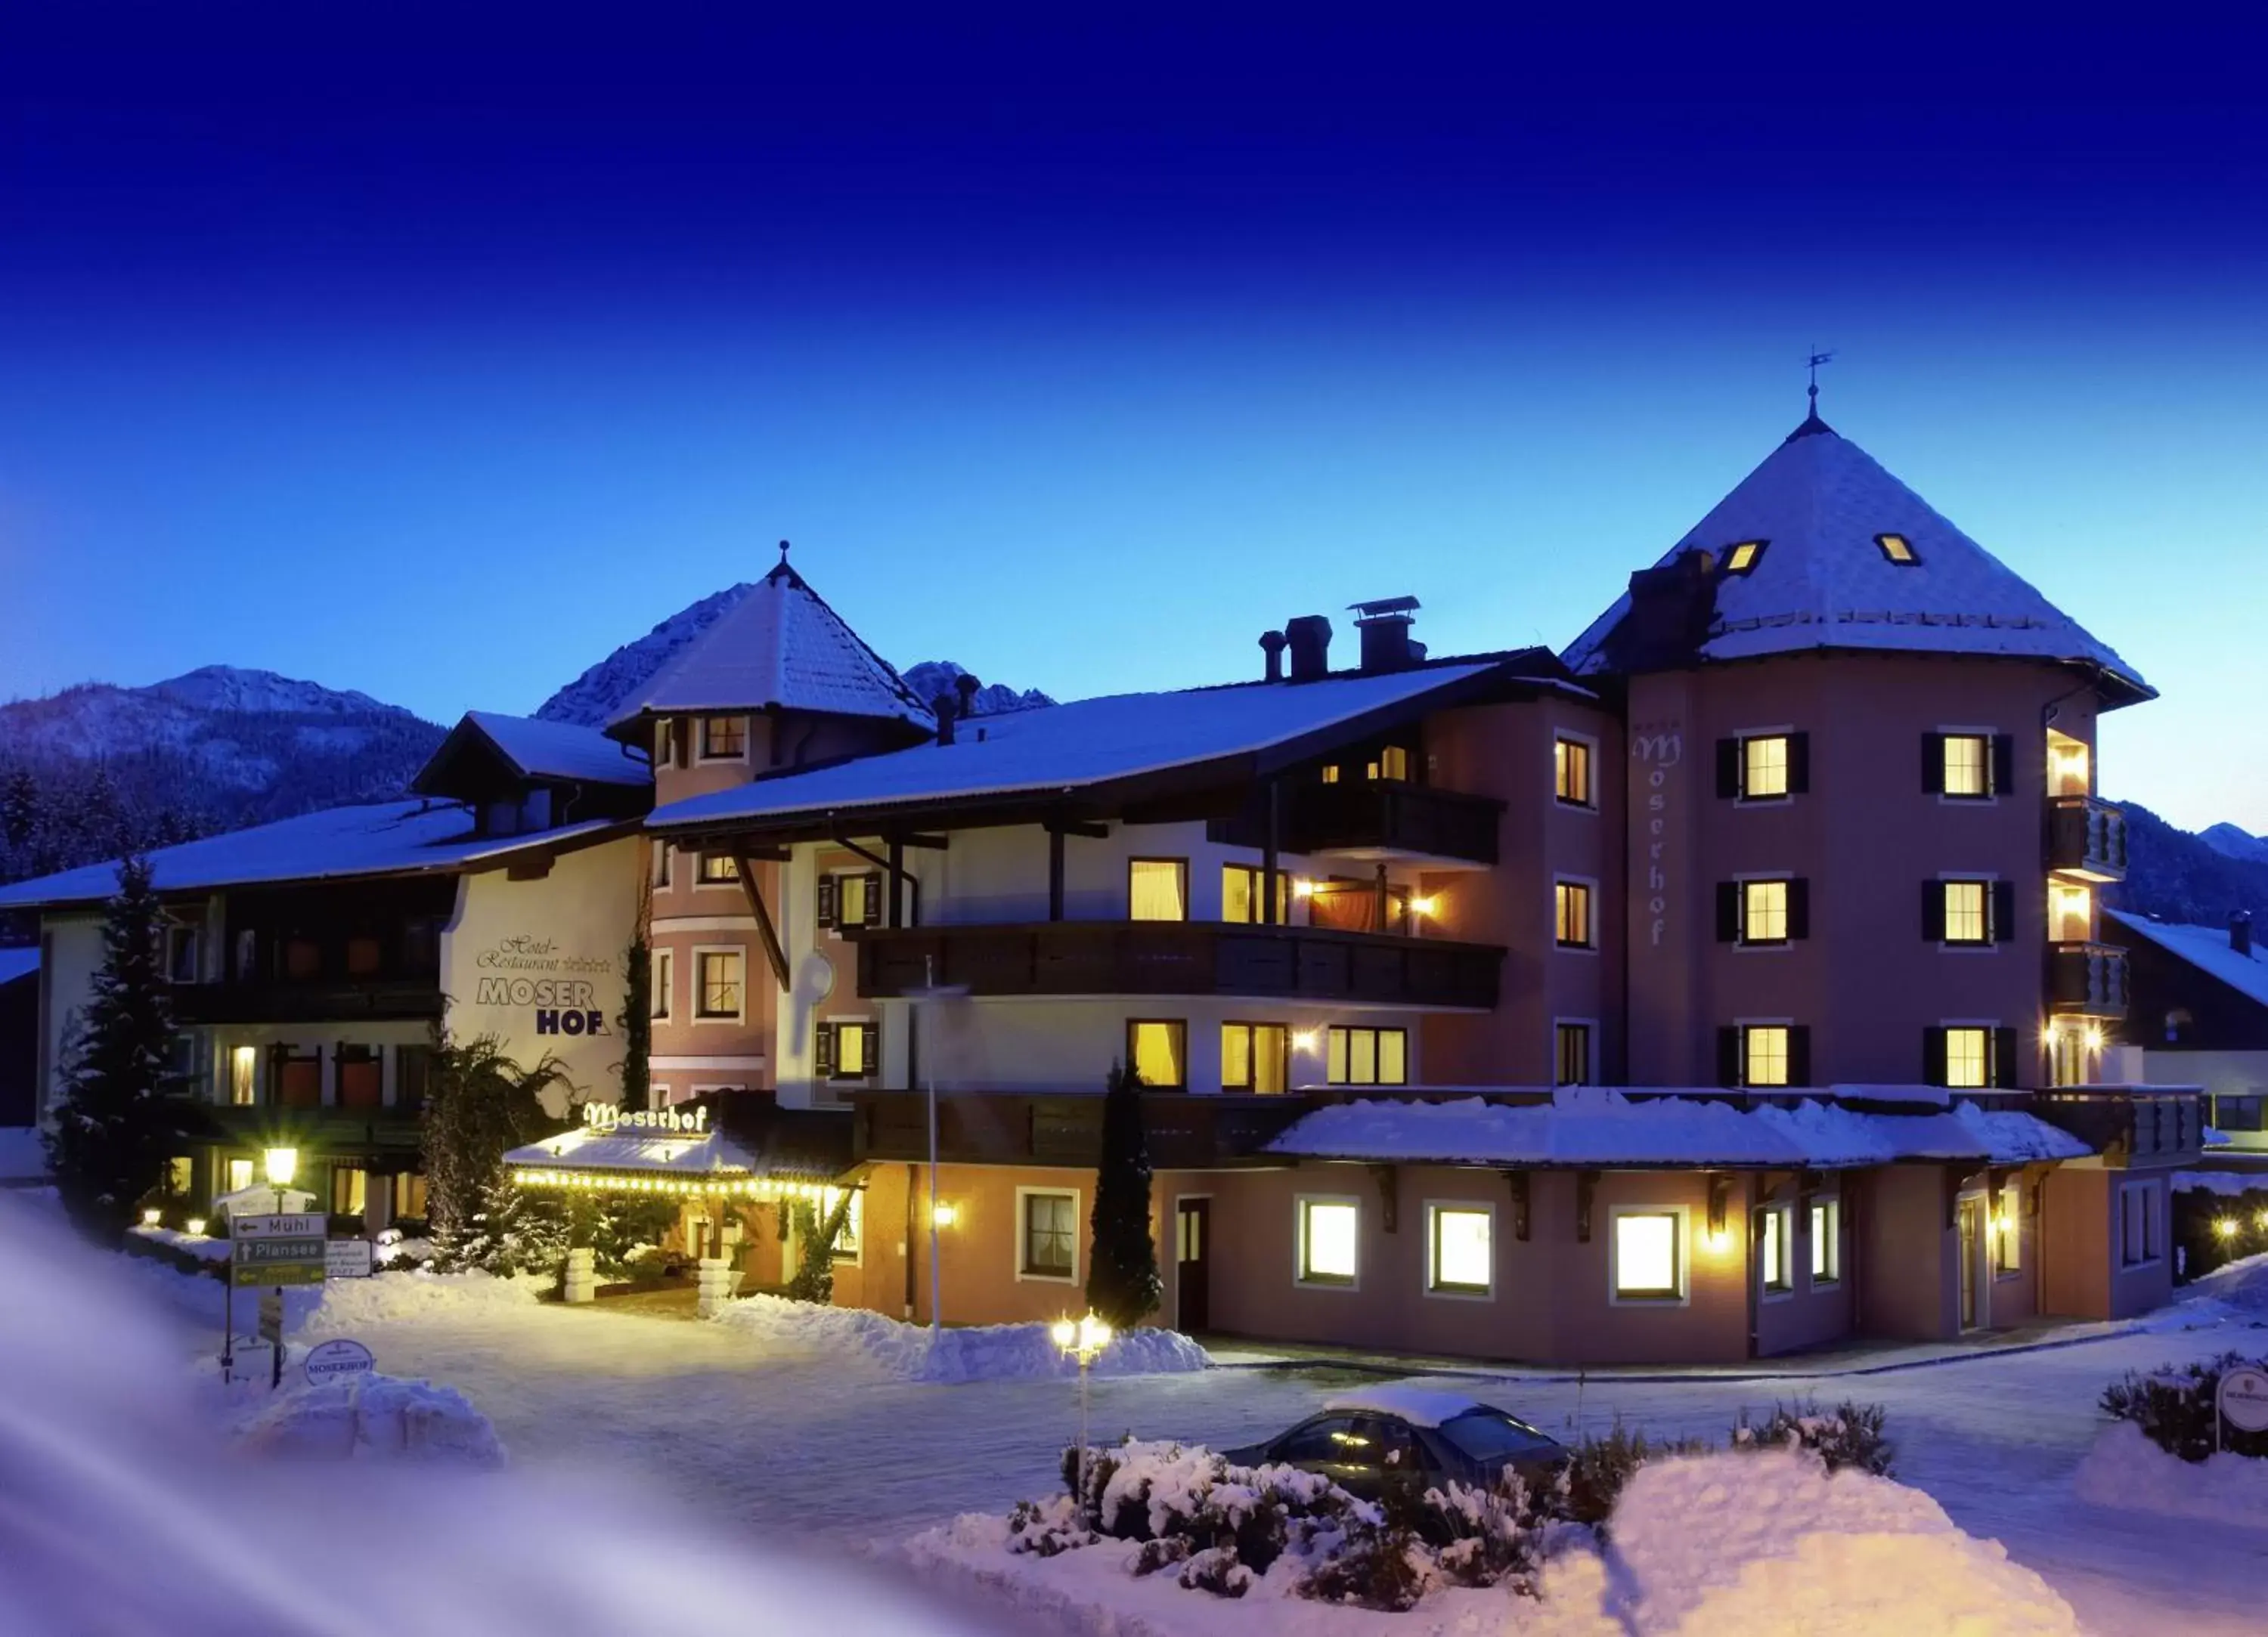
1052 1312 1114 1512
263 1147 299 1214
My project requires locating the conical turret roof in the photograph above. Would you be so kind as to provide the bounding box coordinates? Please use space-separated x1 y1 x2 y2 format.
1561 419 2152 701
605 557 935 737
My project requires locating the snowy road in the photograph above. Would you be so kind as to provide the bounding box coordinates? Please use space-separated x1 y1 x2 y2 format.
274 1292 2268 1635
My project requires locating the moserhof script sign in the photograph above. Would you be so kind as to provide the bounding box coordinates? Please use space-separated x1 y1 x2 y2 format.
1630 723 1683 949
583 1102 710 1134
2220 1366 2268 1434
303 1338 376 1385
475 934 615 1038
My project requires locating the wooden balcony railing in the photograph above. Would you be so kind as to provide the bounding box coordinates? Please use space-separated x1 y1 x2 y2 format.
2032 1088 2203 1167
847 921 1504 1009
2048 796 2128 882
2049 942 2130 1018
1216 782 1504 864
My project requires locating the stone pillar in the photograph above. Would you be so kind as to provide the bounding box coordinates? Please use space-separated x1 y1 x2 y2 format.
696 1255 735 1319
562 1247 596 1305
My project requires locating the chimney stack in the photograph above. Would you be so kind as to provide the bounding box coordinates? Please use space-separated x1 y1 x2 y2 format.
932 692 957 747
1259 630 1287 682
1606 547 1721 671
1284 615 1333 682
954 673 981 719
2234 910 2254 958
1350 596 1424 674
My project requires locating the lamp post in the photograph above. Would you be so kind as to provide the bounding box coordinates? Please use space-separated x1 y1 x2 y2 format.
264 1147 299 1389
1051 1312 1114 1515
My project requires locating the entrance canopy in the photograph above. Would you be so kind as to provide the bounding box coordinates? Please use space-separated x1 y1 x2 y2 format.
503 1105 850 1201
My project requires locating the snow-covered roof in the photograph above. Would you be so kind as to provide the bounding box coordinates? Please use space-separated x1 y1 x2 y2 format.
442 712 652 788
503 1125 767 1176
0 947 37 987
1265 1090 2093 1169
2106 909 2268 1013
1324 1386 1492 1428
0 801 626 911
604 559 934 735
648 658 1550 832
1561 418 2152 698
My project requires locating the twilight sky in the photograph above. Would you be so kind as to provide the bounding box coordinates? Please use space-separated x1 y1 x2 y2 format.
1 16 2262 830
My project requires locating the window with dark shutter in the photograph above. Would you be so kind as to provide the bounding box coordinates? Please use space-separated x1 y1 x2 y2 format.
1991 734 2015 796
1921 732 1946 794
1923 1026 1949 1088
1993 1026 2021 1089
1787 878 1811 940
1717 1027 1740 1088
1715 883 1740 942
1716 739 1740 800
1786 1026 1811 1088
1787 732 1811 794
1991 880 2017 943
860 871 885 927
813 1021 835 1076
1922 880 1947 942
816 877 838 929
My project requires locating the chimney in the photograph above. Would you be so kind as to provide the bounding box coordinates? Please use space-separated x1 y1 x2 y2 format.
2235 910 2254 958
932 692 957 747
1605 547 1720 672
1284 615 1333 682
1350 596 1423 674
954 673 981 719
1259 630 1287 682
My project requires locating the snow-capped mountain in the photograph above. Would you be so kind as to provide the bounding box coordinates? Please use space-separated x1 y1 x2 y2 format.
534 585 1055 727
2199 822 2268 867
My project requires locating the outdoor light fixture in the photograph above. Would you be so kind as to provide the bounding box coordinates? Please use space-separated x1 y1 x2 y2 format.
2215 1218 2239 1239
263 1147 298 1189
932 1202 958 1228
1053 1311 1116 1502
141 1208 161 1227
2084 1027 2105 1053
2257 1212 2268 1234
1292 877 1317 899
1408 896 1439 918
1292 1029 1321 1053
185 1218 207 1238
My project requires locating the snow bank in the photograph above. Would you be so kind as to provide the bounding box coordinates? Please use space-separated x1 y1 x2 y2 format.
2074 1419 2268 1531
909 1448 2078 1635
715 1294 1210 1382
234 1372 507 1467
130 1224 232 1264
305 1268 544 1332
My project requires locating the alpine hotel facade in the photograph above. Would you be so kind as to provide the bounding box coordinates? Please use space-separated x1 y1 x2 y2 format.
4 413 2201 1363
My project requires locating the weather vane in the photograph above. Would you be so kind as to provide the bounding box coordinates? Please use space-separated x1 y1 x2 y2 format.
778 538 792 564
1807 348 1835 416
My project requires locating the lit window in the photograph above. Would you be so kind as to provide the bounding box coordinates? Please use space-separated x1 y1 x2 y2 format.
1554 736 1594 807
1321 765 1341 784
2050 880 2091 943
2046 730 2090 797
1941 734 1991 798
229 1046 258 1106
1743 1025 1790 1088
1613 1211 1682 1300
699 853 740 885
1222 865 1288 925
1811 1199 1841 1283
1876 532 1919 565
1555 879 1594 948
696 951 743 1019
652 843 673 888
1298 1199 1359 1285
394 1172 429 1220
1723 540 1767 574
818 1019 875 1079
1129 859 1188 921
1127 1020 1187 1088
1945 1026 1990 1089
2119 1181 2161 1267
1367 746 1411 782
1220 1023 1288 1094
823 1187 864 1261
1743 735 1789 800
699 715 746 759
331 1166 367 1216
1021 1192 1078 1280
1942 880 1990 945
1555 1021 1592 1087
1741 880 1789 945
650 949 672 1021
1327 1026 1407 1086
1758 1205 1792 1293
225 1157 255 1193
1994 1182 2021 1276
1428 1206 1492 1295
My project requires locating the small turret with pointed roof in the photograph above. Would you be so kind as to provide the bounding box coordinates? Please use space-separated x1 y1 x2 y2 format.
603 542 936 744
1562 416 2152 705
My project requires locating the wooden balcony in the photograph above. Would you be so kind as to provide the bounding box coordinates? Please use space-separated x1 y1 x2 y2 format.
847 921 1504 1009
2049 942 2129 1019
2047 796 2127 882
1218 781 1504 865
196 1102 425 1156
169 979 445 1026
851 1089 1309 1170
2032 1088 2204 1168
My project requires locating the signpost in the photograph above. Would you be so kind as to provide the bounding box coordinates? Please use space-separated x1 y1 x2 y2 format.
2217 1366 2268 1452
324 1239 374 1280
229 1214 329 1388
302 1338 376 1386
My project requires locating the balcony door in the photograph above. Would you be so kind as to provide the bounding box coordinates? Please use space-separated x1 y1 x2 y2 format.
1176 1198 1211 1333
1957 1196 1985 1330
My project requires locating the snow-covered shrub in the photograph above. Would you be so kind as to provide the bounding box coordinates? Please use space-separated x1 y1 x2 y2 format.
1296 1462 1434 1612
2103 1352 2268 1462
1731 1399 1895 1476
1177 1545 1253 1598
1554 1419 1712 1527
1425 1470 1545 1592
121 1230 225 1282
1006 1494 1095 1558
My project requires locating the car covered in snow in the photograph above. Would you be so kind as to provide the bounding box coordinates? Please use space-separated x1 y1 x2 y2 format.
1219 1385 1566 1499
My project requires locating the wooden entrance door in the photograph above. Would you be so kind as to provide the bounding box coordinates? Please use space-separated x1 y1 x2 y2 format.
1957 1197 1983 1329
1176 1199 1211 1334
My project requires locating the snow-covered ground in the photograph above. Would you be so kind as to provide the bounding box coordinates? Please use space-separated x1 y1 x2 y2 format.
101 1234 2268 1634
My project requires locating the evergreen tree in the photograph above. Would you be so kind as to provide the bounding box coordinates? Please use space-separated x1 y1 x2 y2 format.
1086 1060 1161 1329
784 1188 860 1303
616 884 652 1112
45 855 195 1242
0 766 38 852
420 1032 571 1272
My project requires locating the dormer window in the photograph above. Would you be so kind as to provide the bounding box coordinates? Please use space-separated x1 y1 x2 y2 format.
699 716 747 760
1722 540 1766 575
1875 532 1919 565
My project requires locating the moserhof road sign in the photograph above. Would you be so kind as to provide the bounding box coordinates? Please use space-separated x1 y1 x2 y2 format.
303 1338 376 1385
2219 1366 2268 1434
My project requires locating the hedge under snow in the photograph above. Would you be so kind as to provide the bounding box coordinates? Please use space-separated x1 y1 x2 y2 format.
714 1293 1210 1382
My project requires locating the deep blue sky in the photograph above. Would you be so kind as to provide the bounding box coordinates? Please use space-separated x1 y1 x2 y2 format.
2 15 2262 828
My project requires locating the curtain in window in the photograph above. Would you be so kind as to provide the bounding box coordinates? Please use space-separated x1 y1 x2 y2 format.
1129 861 1187 921
1131 1021 1185 1087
